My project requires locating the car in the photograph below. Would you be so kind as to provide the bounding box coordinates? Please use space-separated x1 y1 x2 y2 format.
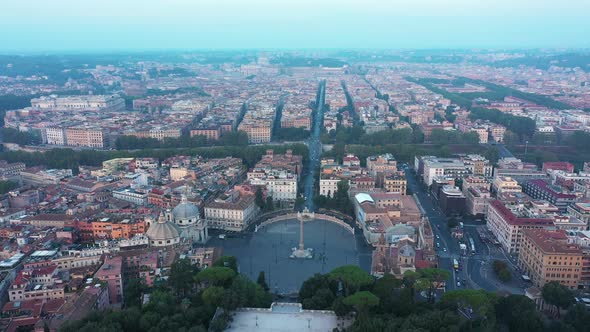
443 248 447 252
436 242 440 248
457 281 461 287
436 235 440 239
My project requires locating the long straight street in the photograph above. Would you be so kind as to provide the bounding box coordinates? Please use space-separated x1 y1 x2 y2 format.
405 165 524 294
303 80 325 211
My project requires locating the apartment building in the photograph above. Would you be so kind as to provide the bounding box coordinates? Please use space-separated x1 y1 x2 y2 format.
486 199 555 254
420 157 469 186
320 176 341 198
518 229 582 289
523 179 578 211
281 116 311 130
384 174 407 195
462 175 490 193
0 161 25 181
238 123 272 144
65 127 107 148
8 266 65 302
21 168 73 185
366 154 398 175
464 186 491 216
471 127 489 144
491 176 522 196
77 219 147 240
94 256 123 305
205 192 259 232
112 188 149 206
42 127 66 145
489 125 506 142
462 155 493 177
190 128 221 141
568 202 590 230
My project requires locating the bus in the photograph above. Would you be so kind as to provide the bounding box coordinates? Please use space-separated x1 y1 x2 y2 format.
453 259 459 271
469 238 476 255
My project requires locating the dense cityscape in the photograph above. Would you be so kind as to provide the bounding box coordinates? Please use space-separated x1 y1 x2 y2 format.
0 49 589 331
0 1 590 330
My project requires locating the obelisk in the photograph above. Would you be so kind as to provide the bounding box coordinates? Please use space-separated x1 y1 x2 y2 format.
299 216 304 251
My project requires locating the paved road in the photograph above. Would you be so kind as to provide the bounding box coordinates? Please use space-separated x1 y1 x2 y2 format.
303 80 325 211
405 165 525 294
405 166 458 291
494 143 514 158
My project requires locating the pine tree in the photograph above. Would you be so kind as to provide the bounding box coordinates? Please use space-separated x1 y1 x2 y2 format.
257 271 269 291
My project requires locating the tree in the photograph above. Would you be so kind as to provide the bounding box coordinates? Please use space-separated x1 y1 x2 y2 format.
299 273 332 301
343 291 380 321
562 303 590 332
495 295 544 332
0 180 18 194
415 268 451 303
255 187 265 210
257 271 269 291
169 258 199 297
123 278 147 308
328 265 374 295
441 289 497 330
264 196 274 212
213 256 238 273
0 128 41 145
542 281 575 318
402 270 420 304
195 267 236 287
202 286 225 308
503 130 520 146
492 260 512 282
332 296 352 316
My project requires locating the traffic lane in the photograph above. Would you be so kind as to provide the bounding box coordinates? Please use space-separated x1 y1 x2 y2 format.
467 257 497 291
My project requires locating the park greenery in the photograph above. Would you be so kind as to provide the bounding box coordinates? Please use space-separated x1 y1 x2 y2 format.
297 265 590 332
0 180 18 194
274 127 310 141
469 107 536 140
0 143 309 174
0 127 41 145
60 255 590 332
60 256 272 332
114 131 250 150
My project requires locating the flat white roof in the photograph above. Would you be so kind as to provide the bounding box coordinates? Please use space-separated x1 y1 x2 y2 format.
225 303 351 332
355 193 374 204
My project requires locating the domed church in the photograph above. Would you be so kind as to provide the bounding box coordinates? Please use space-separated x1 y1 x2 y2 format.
164 194 209 244
146 212 181 247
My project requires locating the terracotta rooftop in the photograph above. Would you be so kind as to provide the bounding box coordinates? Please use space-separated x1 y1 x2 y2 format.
523 229 582 254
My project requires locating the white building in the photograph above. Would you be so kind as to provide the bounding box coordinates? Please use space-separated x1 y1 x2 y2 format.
249 170 298 202
205 193 259 232
319 177 341 198
112 188 148 206
43 127 66 145
31 95 125 112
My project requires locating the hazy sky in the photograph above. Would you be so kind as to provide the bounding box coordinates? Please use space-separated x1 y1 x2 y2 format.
1 0 589 52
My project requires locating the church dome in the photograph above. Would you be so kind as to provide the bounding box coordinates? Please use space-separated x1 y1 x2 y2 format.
398 244 416 257
147 212 180 247
172 195 200 221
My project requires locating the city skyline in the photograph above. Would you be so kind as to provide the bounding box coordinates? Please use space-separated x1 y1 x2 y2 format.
1 0 589 52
